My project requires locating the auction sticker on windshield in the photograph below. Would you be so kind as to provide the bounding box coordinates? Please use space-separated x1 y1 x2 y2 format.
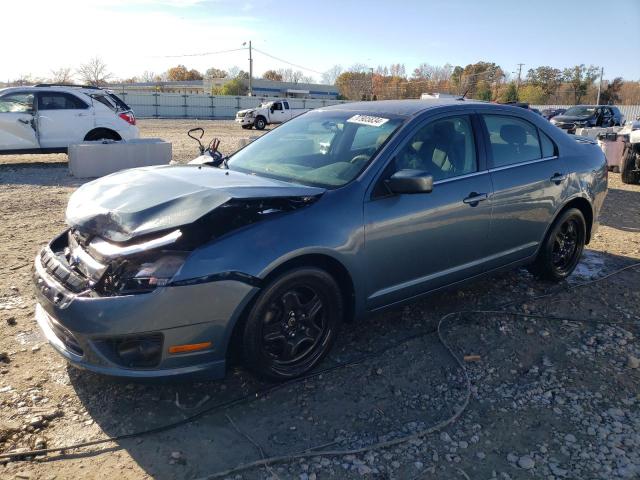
347 114 389 127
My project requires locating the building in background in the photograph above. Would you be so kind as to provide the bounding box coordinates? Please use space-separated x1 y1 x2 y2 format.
108 78 339 99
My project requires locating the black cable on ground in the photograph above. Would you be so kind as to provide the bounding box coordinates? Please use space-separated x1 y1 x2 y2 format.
1 262 638 468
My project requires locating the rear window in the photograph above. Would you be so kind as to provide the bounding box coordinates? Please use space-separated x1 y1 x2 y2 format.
108 93 130 111
91 94 116 111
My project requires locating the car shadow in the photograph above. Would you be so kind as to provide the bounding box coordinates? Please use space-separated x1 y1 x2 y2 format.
64 249 640 479
598 186 640 233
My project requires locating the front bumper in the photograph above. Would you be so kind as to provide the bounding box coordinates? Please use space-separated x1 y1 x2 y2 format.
235 116 254 126
33 240 258 380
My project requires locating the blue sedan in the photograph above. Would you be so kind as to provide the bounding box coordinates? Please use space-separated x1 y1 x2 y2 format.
33 99 607 381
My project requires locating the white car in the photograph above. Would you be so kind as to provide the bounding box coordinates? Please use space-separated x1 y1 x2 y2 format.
0 84 139 154
235 100 310 130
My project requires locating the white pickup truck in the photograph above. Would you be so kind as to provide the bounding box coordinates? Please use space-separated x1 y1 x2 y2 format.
235 100 310 130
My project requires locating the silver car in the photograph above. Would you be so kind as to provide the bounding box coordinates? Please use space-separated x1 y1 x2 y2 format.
33 100 608 381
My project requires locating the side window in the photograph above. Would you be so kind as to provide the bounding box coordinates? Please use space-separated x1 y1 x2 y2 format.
539 130 556 158
283 101 290 110
394 115 477 182
272 102 282 111
0 93 34 113
38 93 88 110
483 115 542 168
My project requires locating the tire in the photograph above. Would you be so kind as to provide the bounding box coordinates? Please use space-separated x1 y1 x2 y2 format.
254 116 266 130
84 129 121 142
620 144 640 184
241 267 343 381
528 208 586 281
241 124 252 130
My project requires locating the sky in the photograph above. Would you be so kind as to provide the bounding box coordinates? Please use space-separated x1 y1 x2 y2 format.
2 0 639 83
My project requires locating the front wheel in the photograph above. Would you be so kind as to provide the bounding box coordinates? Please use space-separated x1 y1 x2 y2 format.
254 117 266 130
241 267 343 381
528 208 586 281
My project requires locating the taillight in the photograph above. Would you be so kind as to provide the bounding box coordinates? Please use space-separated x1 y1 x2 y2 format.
118 112 136 126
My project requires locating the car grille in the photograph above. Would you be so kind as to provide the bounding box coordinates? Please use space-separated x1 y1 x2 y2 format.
40 248 88 293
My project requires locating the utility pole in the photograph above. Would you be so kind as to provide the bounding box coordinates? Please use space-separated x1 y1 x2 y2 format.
369 67 374 100
248 41 253 96
516 63 524 100
243 41 253 96
596 67 604 105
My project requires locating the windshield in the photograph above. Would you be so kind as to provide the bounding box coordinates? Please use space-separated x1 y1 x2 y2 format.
564 106 596 117
227 110 404 188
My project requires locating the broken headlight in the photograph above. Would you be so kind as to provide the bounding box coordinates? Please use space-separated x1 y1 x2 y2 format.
103 254 187 295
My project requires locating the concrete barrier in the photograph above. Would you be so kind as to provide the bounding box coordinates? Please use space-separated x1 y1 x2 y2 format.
68 138 172 178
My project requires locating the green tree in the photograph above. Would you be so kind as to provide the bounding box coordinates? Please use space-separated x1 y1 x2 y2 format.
518 84 546 104
526 66 561 99
498 82 519 103
219 78 246 96
562 65 599 104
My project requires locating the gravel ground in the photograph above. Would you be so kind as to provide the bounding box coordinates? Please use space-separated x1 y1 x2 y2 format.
0 120 639 479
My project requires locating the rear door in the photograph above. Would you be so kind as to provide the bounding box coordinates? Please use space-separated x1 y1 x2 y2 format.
0 91 39 151
363 113 493 309
480 112 568 269
36 92 94 148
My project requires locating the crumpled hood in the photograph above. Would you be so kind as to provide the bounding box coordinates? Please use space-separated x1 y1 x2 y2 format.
66 165 324 242
237 108 255 116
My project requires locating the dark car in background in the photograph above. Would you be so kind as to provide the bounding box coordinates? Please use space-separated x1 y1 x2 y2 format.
551 105 624 133
541 108 566 120
33 100 608 381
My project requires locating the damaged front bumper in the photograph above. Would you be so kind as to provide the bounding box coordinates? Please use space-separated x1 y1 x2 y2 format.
33 232 259 380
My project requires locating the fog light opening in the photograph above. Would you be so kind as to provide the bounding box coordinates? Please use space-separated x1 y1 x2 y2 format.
113 334 163 368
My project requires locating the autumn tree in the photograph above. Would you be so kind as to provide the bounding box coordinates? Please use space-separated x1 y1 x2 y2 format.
599 77 623 105
262 70 283 81
167 65 203 81
526 66 561 101
77 57 112 86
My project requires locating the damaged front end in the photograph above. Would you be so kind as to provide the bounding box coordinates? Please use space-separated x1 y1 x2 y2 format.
36 195 319 304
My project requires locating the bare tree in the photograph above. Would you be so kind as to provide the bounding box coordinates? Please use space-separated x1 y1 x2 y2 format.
321 65 342 85
140 70 160 83
50 67 74 84
77 57 112 86
276 68 304 83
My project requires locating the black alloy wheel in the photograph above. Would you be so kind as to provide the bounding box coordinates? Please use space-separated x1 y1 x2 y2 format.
528 208 586 281
241 267 342 380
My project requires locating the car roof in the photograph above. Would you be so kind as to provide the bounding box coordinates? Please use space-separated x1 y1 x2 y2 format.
0 85 107 95
321 98 488 117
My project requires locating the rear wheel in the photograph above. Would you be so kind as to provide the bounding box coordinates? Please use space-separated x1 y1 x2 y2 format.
241 267 343 380
528 208 586 281
621 144 640 184
84 129 121 142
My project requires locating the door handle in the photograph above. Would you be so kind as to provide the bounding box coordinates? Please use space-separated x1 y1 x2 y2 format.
17 118 30 125
550 173 567 184
463 192 488 206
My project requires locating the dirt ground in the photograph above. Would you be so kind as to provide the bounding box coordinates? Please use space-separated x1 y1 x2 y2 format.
0 120 639 480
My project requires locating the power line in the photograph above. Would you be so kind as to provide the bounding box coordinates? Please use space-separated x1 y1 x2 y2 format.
156 47 247 58
252 47 324 75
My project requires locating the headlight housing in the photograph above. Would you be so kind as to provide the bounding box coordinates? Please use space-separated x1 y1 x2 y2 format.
245 111 255 118
101 253 187 295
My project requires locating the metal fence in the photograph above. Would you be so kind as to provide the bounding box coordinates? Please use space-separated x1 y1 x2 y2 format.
119 92 347 119
531 104 640 120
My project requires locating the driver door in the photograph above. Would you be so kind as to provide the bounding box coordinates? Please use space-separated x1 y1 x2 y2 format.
0 92 39 151
269 102 287 124
363 113 493 309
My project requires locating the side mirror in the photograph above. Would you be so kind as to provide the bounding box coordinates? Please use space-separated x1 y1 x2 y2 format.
385 169 433 194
